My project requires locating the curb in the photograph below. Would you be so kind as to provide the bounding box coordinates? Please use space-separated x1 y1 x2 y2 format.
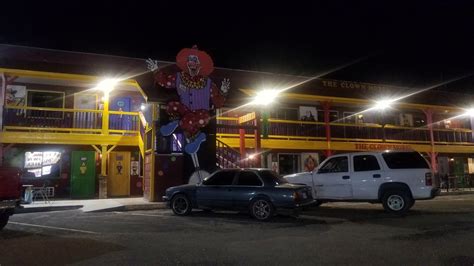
15 205 83 214
439 191 474 196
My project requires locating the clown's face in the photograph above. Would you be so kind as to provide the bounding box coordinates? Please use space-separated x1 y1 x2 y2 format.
187 54 201 77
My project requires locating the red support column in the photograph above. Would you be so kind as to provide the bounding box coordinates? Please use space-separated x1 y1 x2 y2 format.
239 128 246 158
423 109 438 176
254 112 262 167
322 101 332 157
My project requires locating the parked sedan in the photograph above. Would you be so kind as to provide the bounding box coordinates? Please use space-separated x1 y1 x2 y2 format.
163 168 315 221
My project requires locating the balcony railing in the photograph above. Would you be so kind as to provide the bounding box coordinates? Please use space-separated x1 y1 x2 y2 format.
3 106 141 135
216 117 474 145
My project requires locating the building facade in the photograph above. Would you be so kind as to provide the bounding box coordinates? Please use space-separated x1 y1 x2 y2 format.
1 45 473 201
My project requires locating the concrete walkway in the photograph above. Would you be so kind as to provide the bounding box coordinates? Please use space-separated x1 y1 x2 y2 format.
16 197 166 214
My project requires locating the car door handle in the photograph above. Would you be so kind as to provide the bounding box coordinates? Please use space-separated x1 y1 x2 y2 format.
373 174 381 178
342 175 350 179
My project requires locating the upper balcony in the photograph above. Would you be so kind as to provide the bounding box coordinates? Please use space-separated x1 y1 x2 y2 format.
0 68 148 153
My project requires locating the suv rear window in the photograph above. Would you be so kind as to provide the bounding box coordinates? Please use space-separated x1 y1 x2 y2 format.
354 155 380 171
382 152 430 169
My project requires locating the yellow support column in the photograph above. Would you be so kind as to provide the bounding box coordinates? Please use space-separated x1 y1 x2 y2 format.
99 145 108 198
102 90 110 135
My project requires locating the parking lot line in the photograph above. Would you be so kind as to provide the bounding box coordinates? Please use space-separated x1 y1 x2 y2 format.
9 222 99 234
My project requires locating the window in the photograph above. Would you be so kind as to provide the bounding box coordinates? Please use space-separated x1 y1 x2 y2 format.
171 133 185 153
237 171 263 186
259 170 288 185
382 152 430 169
343 112 356 124
203 171 236 185
354 155 380 172
270 108 298 120
27 91 64 108
317 110 338 122
24 151 61 178
318 156 348 173
27 90 65 118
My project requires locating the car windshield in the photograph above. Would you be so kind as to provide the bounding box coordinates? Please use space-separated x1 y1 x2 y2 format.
258 170 288 185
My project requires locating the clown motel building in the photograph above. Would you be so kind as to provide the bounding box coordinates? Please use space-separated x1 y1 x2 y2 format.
1 44 474 201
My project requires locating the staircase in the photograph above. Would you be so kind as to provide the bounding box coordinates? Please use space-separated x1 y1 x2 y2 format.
216 139 254 169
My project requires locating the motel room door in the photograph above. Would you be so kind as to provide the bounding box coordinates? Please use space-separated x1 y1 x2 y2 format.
110 97 132 130
73 92 98 129
70 151 96 198
108 152 131 197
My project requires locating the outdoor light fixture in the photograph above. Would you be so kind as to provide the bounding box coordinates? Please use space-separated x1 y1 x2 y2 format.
251 89 280 106
94 78 119 93
464 108 474 117
248 154 255 160
373 99 394 111
140 104 146 111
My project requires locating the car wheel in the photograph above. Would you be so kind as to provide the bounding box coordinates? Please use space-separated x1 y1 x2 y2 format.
382 190 413 215
171 194 192 216
0 213 9 230
250 198 274 221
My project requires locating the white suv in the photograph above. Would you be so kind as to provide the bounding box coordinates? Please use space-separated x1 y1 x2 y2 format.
284 151 440 214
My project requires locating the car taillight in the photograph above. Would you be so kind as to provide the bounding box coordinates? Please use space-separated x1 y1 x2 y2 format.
425 172 432 186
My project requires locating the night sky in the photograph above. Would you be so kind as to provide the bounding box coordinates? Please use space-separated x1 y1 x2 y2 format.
2 1 474 92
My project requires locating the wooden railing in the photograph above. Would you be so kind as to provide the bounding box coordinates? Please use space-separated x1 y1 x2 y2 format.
3 106 141 135
216 117 474 144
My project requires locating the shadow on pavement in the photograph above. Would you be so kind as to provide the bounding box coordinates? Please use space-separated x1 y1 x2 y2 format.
301 205 473 222
0 228 124 265
188 210 332 226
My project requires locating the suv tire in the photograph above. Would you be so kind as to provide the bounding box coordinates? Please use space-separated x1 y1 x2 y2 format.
0 213 9 230
382 190 413 215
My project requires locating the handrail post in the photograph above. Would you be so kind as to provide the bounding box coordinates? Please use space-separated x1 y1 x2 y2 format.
101 90 110 135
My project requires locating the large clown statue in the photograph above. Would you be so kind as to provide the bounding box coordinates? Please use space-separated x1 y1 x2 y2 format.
147 46 229 182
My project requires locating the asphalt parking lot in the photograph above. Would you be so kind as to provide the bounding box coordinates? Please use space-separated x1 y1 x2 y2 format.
1 194 474 265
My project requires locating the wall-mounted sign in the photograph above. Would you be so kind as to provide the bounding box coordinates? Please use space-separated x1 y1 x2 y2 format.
354 143 412 151
301 153 319 172
238 112 256 124
299 106 317 121
25 151 61 169
131 161 140 176
25 152 43 168
5 85 26 106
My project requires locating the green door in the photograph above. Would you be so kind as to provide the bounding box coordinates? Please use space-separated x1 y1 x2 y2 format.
453 157 466 187
71 151 96 198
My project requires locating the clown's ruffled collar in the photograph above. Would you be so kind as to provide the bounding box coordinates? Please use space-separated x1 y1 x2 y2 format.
180 71 208 89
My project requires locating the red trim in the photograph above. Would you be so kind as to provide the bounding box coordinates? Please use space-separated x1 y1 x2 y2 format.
322 101 332 157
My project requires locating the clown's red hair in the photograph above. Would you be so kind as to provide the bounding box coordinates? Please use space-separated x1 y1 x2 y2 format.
176 46 214 76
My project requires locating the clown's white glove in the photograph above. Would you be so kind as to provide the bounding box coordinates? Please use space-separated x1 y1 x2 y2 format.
220 78 230 95
146 58 159 72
